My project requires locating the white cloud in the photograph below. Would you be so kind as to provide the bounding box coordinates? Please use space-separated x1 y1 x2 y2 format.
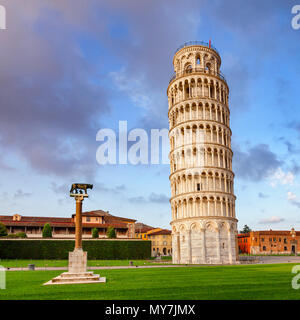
287 191 300 208
287 191 297 201
269 168 295 187
110 69 151 109
259 216 285 224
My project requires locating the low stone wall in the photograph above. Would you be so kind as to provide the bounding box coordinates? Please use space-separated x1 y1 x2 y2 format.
238 256 261 263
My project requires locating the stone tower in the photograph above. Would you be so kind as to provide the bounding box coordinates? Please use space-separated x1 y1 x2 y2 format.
167 41 238 264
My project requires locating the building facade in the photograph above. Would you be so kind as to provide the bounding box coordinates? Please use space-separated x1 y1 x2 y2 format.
238 228 300 255
148 229 172 257
168 41 238 264
0 210 136 238
135 223 172 256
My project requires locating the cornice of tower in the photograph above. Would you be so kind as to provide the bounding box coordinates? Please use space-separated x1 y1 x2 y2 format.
170 191 237 202
169 142 233 157
169 119 232 136
168 98 230 117
170 216 238 225
169 167 235 180
172 44 221 67
167 70 229 94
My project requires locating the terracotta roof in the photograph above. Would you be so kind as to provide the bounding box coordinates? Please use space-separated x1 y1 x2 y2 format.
135 222 155 234
0 215 71 224
0 214 130 229
238 230 300 237
238 233 250 237
71 210 136 222
148 229 172 236
0 220 128 229
107 215 136 223
72 210 112 218
252 230 300 236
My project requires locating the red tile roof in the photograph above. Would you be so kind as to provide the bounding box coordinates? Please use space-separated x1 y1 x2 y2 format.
148 229 172 236
135 223 155 234
71 210 136 222
0 212 134 229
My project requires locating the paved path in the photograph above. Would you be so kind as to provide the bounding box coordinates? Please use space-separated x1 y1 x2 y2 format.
256 256 300 264
5 256 300 271
6 264 180 271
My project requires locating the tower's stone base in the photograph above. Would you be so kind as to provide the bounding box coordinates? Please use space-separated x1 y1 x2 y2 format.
171 218 238 265
44 249 106 285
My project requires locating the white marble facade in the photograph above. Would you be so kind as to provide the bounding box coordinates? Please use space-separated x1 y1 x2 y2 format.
168 42 238 264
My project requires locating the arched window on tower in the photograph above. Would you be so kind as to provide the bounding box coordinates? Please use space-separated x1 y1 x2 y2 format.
185 64 192 74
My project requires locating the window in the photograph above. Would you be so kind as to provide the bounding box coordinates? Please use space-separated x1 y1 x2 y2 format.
279 238 281 242
197 57 200 65
261 238 264 242
86 217 90 222
186 65 192 73
263 246 266 251
284 246 287 251
284 238 287 244
269 238 272 242
273 238 276 242
197 183 201 191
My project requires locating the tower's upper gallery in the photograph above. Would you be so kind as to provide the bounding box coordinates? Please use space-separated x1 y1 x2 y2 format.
170 41 225 84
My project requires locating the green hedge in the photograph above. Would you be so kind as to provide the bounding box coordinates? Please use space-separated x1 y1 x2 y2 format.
0 240 151 260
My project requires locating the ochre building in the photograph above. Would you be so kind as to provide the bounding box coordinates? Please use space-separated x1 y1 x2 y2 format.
135 223 172 256
148 229 172 256
0 210 136 238
238 228 299 255
168 41 238 264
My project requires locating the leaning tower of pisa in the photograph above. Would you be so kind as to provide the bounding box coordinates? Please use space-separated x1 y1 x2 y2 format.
168 41 238 264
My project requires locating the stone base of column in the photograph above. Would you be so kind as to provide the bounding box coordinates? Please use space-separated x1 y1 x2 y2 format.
44 271 106 285
44 249 106 285
69 248 87 273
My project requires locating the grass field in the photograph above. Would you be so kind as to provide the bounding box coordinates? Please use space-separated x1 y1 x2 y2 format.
0 258 171 268
1 263 300 300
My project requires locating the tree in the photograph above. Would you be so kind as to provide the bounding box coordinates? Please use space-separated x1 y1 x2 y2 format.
106 226 116 239
0 222 7 237
42 223 52 238
240 225 251 234
92 228 99 239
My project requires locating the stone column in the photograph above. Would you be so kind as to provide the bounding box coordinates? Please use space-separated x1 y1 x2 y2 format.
75 196 83 249
201 228 206 263
69 193 88 274
228 228 233 264
187 229 192 264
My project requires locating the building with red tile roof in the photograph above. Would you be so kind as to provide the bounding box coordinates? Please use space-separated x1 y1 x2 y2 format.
0 210 136 239
238 228 299 254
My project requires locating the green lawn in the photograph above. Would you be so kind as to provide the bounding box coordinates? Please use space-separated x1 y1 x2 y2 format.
0 259 171 268
0 263 300 300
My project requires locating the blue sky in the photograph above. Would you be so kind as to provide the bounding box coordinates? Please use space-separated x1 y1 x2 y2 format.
0 0 300 231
